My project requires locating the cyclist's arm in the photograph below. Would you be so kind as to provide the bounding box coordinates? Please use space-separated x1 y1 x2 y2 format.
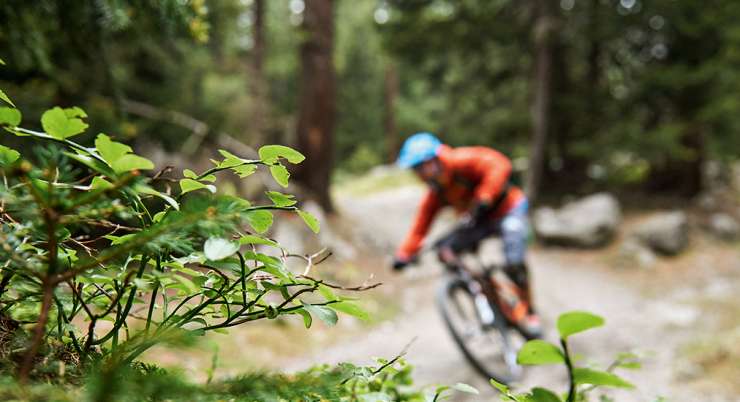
457 148 512 205
396 190 440 260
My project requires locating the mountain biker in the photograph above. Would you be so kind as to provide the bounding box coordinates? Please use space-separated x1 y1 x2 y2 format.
391 132 541 337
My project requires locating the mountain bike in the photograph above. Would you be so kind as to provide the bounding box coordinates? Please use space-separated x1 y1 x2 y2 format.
424 225 538 383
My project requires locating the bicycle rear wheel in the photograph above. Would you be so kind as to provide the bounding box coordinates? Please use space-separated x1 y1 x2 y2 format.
436 278 525 384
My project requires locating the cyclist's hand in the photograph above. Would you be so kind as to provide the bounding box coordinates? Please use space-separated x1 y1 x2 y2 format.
392 255 417 272
462 201 492 228
392 257 410 271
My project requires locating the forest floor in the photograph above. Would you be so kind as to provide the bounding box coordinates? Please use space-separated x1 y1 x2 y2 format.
147 175 740 402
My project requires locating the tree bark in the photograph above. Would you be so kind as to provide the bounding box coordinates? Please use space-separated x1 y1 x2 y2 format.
647 127 705 197
384 61 400 163
293 0 336 212
248 0 268 146
525 0 557 203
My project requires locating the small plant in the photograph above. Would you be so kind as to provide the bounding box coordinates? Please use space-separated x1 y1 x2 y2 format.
0 65 371 383
491 311 640 402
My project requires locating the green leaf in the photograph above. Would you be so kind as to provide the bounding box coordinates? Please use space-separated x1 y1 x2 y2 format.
180 178 216 194
204 237 240 261
0 107 21 126
329 301 370 321
111 154 154 173
231 164 256 178
295 309 312 328
244 251 289 280
239 234 279 248
258 145 305 164
135 185 180 210
266 191 297 207
557 311 605 339
317 284 338 302
0 58 5 65
90 176 113 190
152 211 167 222
218 149 244 161
183 168 215 182
41 106 88 139
244 210 273 233
171 274 199 293
452 383 479 394
615 352 642 370
573 368 634 388
431 386 451 400
64 151 116 177
105 234 137 245
530 388 562 402
269 165 290 187
64 106 87 118
180 178 205 194
95 134 132 164
517 340 565 365
302 302 338 326
489 378 510 394
0 89 15 107
618 361 642 369
0 144 20 166
297 210 320 233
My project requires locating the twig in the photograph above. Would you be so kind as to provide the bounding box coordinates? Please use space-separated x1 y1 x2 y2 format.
152 166 174 181
298 275 383 292
284 247 332 276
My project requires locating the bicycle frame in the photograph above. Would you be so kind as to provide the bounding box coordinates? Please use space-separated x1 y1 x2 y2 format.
435 253 524 381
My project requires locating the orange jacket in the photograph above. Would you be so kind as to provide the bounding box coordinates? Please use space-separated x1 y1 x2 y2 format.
396 144 525 260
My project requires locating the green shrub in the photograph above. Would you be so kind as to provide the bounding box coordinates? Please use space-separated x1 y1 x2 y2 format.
0 70 367 384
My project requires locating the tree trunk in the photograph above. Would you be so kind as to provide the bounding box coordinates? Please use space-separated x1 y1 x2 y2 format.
248 0 268 146
525 0 557 203
293 0 336 212
647 127 705 197
384 61 399 163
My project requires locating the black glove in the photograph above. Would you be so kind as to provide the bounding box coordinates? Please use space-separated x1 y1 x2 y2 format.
392 255 418 271
471 202 491 224
392 257 410 271
466 201 492 227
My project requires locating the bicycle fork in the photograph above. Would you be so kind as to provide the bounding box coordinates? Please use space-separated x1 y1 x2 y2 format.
467 276 522 378
468 280 496 326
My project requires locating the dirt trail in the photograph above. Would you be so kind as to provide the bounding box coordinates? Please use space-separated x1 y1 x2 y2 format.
285 185 737 402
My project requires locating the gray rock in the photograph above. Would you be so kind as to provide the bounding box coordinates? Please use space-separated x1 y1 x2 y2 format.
633 211 689 255
708 213 740 241
619 237 657 268
696 191 719 211
533 193 621 248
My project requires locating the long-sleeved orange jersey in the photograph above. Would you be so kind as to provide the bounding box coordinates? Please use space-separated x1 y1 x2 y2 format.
396 144 525 260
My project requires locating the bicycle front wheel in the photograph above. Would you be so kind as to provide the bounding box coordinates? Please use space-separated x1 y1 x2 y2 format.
436 278 524 384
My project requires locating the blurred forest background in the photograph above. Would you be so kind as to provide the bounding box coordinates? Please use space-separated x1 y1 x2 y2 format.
2 2 740 400
2 0 740 208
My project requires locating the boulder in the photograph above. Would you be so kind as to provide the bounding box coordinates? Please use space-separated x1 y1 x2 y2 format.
708 213 740 241
619 237 657 269
533 193 621 248
633 211 689 255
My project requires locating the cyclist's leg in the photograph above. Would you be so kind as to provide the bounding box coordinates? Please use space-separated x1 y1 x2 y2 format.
499 201 534 311
499 200 542 337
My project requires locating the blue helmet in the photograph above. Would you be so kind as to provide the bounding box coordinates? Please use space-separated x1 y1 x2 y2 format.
396 132 442 168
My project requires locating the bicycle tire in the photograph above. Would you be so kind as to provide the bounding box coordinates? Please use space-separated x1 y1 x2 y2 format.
436 277 523 384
